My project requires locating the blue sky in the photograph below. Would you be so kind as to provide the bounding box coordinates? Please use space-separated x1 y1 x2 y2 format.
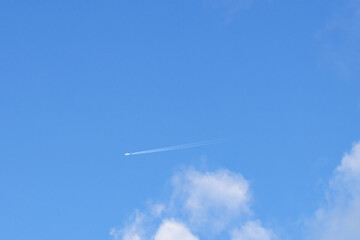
1 0 360 239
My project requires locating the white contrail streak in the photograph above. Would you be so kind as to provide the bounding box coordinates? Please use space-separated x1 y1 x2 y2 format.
124 139 219 156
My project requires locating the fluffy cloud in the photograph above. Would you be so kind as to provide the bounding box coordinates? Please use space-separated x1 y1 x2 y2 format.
336 141 360 181
231 221 273 240
309 141 360 240
112 141 360 240
171 169 251 230
154 220 199 240
111 168 273 240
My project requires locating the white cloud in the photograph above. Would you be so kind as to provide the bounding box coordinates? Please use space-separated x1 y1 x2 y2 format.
111 168 271 240
110 211 145 240
154 220 199 240
171 169 251 230
111 141 360 240
336 141 360 180
309 141 360 240
231 221 274 240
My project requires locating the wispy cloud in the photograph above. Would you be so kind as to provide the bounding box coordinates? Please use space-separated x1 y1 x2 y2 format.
111 168 274 240
231 221 274 240
110 211 145 240
307 141 360 240
317 0 360 79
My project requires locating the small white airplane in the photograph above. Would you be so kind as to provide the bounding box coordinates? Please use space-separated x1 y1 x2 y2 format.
124 153 131 156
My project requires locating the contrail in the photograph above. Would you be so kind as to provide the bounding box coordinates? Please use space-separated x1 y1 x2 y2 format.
124 139 219 156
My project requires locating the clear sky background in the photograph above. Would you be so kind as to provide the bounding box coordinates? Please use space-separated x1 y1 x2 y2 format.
1 0 360 240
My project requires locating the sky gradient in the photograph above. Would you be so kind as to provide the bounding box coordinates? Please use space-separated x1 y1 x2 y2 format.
1 0 360 239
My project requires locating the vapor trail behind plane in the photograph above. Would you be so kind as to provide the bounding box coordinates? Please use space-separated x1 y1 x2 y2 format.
124 139 219 156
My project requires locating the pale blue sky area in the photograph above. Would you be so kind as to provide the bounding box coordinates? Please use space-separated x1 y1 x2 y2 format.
1 1 360 240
